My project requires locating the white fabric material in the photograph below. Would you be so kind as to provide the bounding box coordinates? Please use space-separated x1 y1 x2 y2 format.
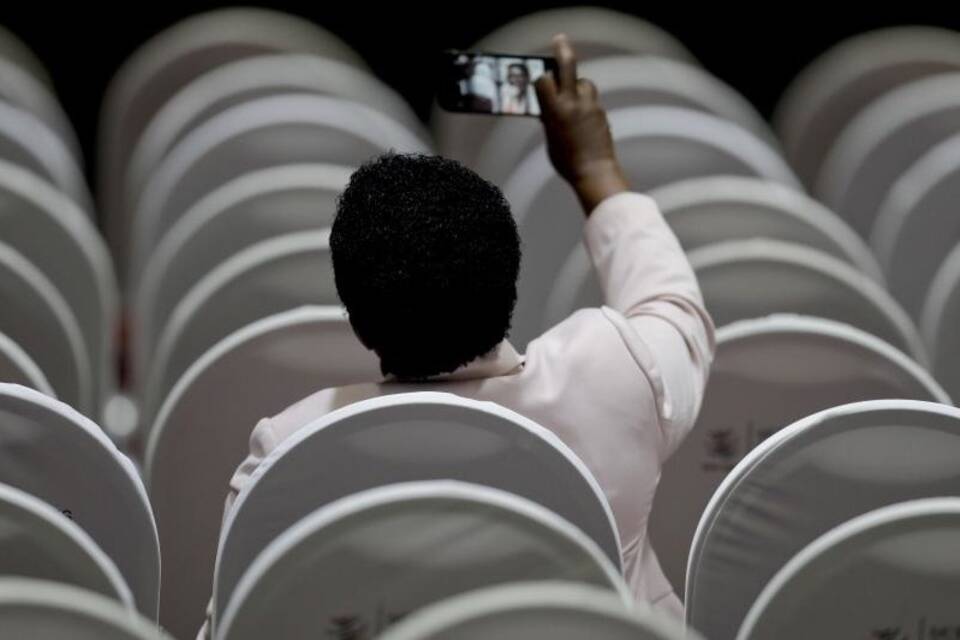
215 192 714 624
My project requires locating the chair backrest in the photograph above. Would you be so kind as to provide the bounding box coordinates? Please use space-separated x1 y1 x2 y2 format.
921 242 960 402
0 384 160 618
215 481 627 638
378 582 701 640
645 315 948 603
816 72 960 236
774 27 960 185
132 163 349 351
129 93 429 271
0 330 53 394
0 159 118 414
98 7 366 267
145 306 379 639
214 393 621 625
127 54 425 204
737 498 960 640
687 239 926 363
0 56 80 162
140 230 338 423
872 130 960 319
649 176 882 281
505 105 799 349
473 56 774 186
0 482 132 606
0 24 51 85
0 99 91 211
0 578 173 639
0 241 90 413
688 400 960 640
434 8 694 166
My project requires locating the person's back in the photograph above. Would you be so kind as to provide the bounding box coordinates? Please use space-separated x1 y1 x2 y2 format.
211 35 714 635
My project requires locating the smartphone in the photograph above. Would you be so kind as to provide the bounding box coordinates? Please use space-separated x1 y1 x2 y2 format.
437 50 559 117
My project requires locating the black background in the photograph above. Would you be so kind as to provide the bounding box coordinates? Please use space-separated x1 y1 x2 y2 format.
2 1 958 180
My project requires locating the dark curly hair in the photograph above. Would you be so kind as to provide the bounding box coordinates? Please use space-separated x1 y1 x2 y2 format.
331 153 521 379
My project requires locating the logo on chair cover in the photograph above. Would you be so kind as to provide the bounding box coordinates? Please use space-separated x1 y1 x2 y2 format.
325 606 408 639
702 421 779 473
870 619 960 639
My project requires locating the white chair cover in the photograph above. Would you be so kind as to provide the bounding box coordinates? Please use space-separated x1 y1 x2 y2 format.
0 24 51 85
646 315 949 602
0 330 53 394
687 400 960 640
0 57 80 161
0 384 160 618
215 481 627 638
737 498 960 640
144 307 378 638
921 243 960 402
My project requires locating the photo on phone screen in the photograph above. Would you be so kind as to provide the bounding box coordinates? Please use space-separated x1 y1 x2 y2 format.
437 51 558 117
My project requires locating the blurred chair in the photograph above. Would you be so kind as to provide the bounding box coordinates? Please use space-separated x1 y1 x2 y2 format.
139 230 337 424
98 7 366 266
435 7 694 166
214 394 621 628
921 242 960 401
0 330 51 393
872 130 960 319
133 164 349 368
128 93 429 278
506 105 799 349
0 482 132 606
215 481 626 638
0 384 160 619
145 306 378 639
0 159 118 420
473 56 775 186
775 27 960 186
0 56 80 161
816 72 960 237
378 582 701 640
687 400 960 640
126 53 426 205
737 498 960 640
0 241 90 413
646 315 948 601
0 578 173 639
650 176 882 280
0 100 91 212
0 24 51 86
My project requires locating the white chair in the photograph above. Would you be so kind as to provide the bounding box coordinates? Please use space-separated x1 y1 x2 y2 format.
128 93 429 276
132 164 349 348
472 56 775 186
140 230 338 424
435 8 695 166
872 131 960 319
645 315 948 602
816 72 960 237
98 7 366 263
0 159 118 418
215 481 627 638
688 401 960 640
0 24 51 85
649 176 882 281
0 578 173 639
0 57 80 161
774 27 960 186
126 53 426 205
0 241 90 413
921 243 960 401
0 482 132 606
145 306 378 639
214 394 622 627
0 384 160 618
0 330 53 394
0 99 91 212
737 498 960 640
542 238 924 365
506 105 800 349
378 582 700 640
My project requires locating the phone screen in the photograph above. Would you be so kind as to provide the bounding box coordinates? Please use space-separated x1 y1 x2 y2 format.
437 51 558 117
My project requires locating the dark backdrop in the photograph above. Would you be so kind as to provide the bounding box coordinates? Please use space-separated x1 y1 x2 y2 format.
2 1 958 179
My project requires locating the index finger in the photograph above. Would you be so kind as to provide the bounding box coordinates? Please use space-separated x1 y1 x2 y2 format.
552 33 577 95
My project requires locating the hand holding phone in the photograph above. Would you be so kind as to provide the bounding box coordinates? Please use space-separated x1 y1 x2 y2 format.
437 51 558 117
